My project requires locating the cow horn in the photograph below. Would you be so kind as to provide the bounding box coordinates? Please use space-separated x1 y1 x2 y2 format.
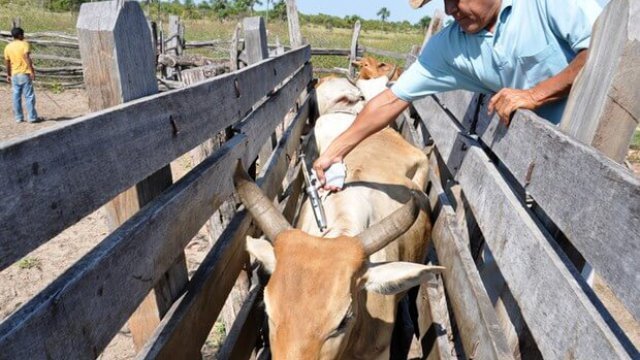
233 162 292 241
359 194 420 255
386 64 398 80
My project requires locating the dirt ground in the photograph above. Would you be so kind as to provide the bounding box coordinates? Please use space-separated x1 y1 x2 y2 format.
0 85 222 359
0 86 638 357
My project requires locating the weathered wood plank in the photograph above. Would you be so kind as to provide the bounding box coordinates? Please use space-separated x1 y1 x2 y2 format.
217 285 264 360
0 46 311 271
560 0 640 163
460 95 640 324
348 20 361 79
0 135 248 359
77 2 188 351
285 0 304 48
413 98 636 359
427 155 513 360
137 94 311 360
243 17 269 66
433 88 640 322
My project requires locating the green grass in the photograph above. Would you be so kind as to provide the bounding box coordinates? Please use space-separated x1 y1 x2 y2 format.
2 3 421 74
631 128 640 150
17 257 42 270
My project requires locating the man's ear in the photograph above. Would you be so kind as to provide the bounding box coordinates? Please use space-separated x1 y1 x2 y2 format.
246 237 276 274
363 262 445 295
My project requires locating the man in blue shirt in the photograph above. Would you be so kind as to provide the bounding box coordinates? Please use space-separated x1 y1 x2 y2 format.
314 0 601 189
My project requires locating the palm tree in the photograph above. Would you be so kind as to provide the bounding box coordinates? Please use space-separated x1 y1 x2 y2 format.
377 7 390 30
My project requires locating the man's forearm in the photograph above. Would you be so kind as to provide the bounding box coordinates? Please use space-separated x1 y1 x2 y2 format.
5 60 10 77
530 49 588 107
322 89 410 161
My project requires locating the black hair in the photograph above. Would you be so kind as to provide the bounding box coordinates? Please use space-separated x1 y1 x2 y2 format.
11 27 24 39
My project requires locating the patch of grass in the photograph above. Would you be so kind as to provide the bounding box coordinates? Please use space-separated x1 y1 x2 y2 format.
18 257 42 270
631 128 640 150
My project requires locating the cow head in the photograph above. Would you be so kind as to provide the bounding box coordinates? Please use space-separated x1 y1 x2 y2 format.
234 164 443 359
352 57 403 81
315 76 365 116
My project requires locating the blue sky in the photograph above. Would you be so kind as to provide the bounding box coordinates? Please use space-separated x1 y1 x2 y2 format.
257 0 611 25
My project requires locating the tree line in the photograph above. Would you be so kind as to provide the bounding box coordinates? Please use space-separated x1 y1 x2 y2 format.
39 0 431 31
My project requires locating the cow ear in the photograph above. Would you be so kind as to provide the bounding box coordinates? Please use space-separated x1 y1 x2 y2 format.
377 62 388 68
363 262 444 295
246 237 276 274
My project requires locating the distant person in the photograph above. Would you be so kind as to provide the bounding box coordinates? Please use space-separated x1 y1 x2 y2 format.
314 0 601 189
4 27 39 123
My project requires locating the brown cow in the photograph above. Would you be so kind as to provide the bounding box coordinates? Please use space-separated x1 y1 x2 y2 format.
352 56 403 81
233 77 440 359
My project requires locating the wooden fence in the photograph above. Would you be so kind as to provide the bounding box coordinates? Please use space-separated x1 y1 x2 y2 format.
1 0 638 359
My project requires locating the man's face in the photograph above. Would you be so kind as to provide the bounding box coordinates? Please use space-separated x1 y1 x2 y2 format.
444 0 502 33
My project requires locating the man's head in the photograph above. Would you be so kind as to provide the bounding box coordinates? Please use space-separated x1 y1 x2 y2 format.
444 0 502 33
410 0 502 34
11 27 24 40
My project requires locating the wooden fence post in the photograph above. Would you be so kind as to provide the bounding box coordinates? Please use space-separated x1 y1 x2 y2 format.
243 17 269 64
348 20 361 80
77 0 189 352
229 22 242 71
285 0 304 48
11 17 21 28
421 9 443 50
560 0 639 163
166 15 182 80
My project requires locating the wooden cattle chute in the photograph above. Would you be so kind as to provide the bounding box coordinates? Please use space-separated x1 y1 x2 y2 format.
1 0 639 359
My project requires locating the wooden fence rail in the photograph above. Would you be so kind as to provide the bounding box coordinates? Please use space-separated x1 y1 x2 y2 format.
0 45 310 271
410 93 638 359
0 49 311 360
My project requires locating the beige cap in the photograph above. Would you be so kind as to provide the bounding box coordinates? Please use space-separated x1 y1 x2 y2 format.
409 0 430 9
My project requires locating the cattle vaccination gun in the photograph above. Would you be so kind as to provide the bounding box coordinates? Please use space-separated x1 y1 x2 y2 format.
300 154 328 232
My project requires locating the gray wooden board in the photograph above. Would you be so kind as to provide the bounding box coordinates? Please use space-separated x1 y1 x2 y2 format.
560 0 640 162
433 89 640 324
243 17 269 65
0 47 311 271
427 159 513 360
216 285 264 360
0 135 248 359
285 0 304 48
412 98 636 359
348 21 361 79
138 95 311 359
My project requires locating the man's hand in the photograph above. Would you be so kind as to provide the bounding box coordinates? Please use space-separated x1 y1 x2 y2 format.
488 88 540 125
313 154 343 192
6 75 10 84
29 72 35 81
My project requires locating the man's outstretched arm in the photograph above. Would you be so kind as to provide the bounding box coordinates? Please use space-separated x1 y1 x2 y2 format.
489 49 588 124
313 89 410 189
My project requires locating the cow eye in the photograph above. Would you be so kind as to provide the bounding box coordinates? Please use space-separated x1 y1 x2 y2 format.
328 307 353 338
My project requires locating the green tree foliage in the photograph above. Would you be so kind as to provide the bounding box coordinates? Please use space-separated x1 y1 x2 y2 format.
376 7 390 30
418 15 431 30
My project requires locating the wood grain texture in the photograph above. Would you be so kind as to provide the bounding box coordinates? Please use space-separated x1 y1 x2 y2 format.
348 20 361 79
427 157 513 360
432 89 640 323
243 17 269 65
560 0 640 162
77 2 188 351
480 104 640 324
0 46 311 271
137 94 311 360
0 135 248 360
285 0 304 48
413 97 636 359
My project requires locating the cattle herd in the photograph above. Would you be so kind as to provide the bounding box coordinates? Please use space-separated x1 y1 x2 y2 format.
233 58 441 359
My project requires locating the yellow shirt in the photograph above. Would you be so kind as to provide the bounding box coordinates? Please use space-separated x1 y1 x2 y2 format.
3 40 32 75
